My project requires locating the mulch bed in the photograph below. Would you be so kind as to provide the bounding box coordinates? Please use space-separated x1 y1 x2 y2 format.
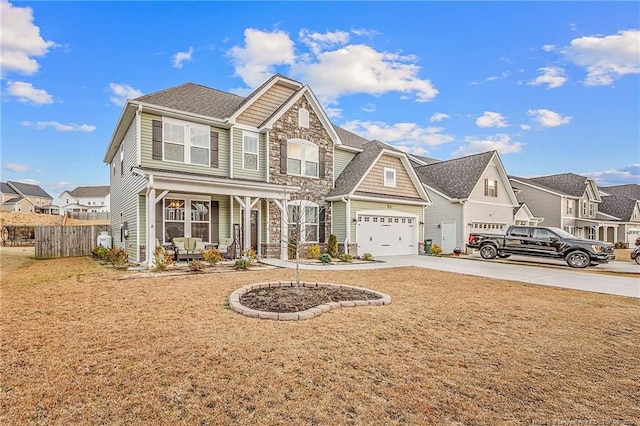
239 286 382 313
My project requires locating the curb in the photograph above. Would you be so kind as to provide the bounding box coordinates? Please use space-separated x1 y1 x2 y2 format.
228 282 392 321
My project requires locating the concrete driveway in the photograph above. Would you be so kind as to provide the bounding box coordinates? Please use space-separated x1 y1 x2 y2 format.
261 255 639 298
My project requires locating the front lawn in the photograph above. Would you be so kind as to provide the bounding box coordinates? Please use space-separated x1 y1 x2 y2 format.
1 247 638 424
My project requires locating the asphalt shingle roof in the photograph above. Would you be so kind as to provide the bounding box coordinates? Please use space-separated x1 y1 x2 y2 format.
1 181 51 198
135 83 245 120
328 140 386 197
599 194 637 221
413 151 495 199
332 125 370 150
601 184 640 200
1 182 17 195
525 173 590 198
67 185 110 198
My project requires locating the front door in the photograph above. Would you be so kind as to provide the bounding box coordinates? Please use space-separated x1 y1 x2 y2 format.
441 222 456 253
240 210 259 253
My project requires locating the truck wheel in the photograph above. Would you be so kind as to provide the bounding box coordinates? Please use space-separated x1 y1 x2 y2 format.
635 256 640 265
479 244 498 259
565 251 590 268
497 254 511 259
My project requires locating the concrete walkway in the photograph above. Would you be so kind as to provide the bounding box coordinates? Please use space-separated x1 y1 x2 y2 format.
260 255 639 299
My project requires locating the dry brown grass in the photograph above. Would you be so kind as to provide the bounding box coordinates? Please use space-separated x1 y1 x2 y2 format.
1 247 638 425
0 211 63 227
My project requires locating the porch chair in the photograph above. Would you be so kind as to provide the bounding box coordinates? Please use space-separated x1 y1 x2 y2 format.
218 237 237 260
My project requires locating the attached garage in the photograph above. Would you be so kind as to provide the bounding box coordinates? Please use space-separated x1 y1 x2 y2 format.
627 229 640 246
356 210 418 256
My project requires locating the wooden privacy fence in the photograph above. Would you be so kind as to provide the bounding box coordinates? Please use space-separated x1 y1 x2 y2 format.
66 211 110 221
35 225 110 259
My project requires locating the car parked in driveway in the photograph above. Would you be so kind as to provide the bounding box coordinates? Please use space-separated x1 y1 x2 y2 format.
467 226 615 268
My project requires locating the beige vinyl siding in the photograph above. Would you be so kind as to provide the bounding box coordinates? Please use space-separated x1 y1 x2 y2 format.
237 83 297 127
423 189 463 248
232 128 266 181
331 200 347 241
511 181 562 227
334 149 356 180
356 155 421 199
139 112 230 177
349 199 424 243
109 118 146 261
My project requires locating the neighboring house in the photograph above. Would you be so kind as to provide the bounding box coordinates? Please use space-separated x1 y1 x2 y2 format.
509 173 620 242
513 203 544 227
103 74 430 266
599 184 640 246
412 151 520 253
58 185 111 215
0 181 54 213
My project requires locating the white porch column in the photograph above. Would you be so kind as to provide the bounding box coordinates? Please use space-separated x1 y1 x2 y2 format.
244 196 251 253
281 199 288 260
603 225 609 242
145 186 155 268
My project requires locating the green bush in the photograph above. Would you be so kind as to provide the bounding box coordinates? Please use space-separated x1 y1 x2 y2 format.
288 234 298 259
92 246 107 260
308 244 321 259
105 247 128 268
202 248 223 266
188 259 206 271
318 253 331 264
328 234 339 258
430 244 443 256
153 246 175 271
361 252 374 261
339 253 353 262
234 258 250 270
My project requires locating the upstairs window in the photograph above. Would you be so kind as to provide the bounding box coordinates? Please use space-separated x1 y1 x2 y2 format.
287 140 318 177
298 108 309 128
120 147 124 176
384 167 397 187
163 118 210 165
582 200 588 216
484 179 498 197
243 131 259 170
566 199 574 215
588 202 595 217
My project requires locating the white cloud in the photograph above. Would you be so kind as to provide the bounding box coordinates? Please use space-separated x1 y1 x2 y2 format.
22 120 96 132
351 28 381 37
528 66 567 89
228 28 295 87
109 83 143 106
562 29 640 86
520 124 532 130
324 106 342 119
476 111 508 128
172 46 194 68
6 81 53 104
430 112 449 122
470 70 511 85
527 109 572 127
453 134 524 157
584 164 640 186
361 103 376 113
0 0 57 75
341 120 455 153
227 28 438 104
542 44 556 52
3 162 29 172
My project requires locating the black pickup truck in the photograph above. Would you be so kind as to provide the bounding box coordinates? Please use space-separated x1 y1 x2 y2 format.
467 226 615 268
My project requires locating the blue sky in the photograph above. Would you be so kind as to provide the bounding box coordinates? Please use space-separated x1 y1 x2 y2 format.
1 1 639 198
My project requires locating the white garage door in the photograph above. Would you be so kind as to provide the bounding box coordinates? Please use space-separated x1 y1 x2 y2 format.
627 229 640 246
356 213 417 256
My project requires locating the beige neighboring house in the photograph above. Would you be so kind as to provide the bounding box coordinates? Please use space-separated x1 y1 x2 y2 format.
599 184 640 246
58 185 111 215
0 181 56 213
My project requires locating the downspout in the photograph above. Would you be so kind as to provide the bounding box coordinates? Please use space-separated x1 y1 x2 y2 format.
342 196 350 253
459 199 466 251
145 174 154 269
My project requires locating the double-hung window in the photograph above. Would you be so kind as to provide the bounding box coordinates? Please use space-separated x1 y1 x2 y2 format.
243 131 259 170
288 201 319 243
163 118 210 165
484 179 498 197
287 139 318 177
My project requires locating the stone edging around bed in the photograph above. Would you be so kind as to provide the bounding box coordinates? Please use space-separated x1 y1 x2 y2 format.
229 282 392 321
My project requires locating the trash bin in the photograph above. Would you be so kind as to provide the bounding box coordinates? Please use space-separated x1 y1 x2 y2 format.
424 239 433 255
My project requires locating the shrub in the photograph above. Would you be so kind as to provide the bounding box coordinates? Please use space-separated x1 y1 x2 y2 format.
328 234 339 258
288 234 298 259
339 253 353 262
153 246 175 271
318 253 331 264
105 247 128 268
243 248 258 263
430 244 443 256
234 258 250 270
361 252 374 261
92 246 107 260
308 244 321 259
203 248 223 266
188 259 206 271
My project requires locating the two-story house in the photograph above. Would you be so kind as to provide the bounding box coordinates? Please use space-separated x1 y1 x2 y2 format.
0 181 54 213
104 74 430 266
509 173 620 241
412 151 521 253
58 186 111 215
599 184 640 246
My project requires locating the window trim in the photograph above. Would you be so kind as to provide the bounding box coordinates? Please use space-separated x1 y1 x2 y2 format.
287 200 319 243
383 167 397 188
242 130 259 171
162 117 210 166
484 178 498 197
162 195 211 243
298 107 309 128
286 139 319 178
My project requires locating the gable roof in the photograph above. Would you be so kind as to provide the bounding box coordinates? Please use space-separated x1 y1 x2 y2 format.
2 181 52 198
332 125 369 150
601 184 640 200
65 185 110 198
413 151 495 199
527 173 595 198
329 141 386 197
599 194 638 221
135 82 245 120
1 182 18 195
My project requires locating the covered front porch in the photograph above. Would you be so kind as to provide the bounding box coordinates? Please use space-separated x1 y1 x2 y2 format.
575 219 619 243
